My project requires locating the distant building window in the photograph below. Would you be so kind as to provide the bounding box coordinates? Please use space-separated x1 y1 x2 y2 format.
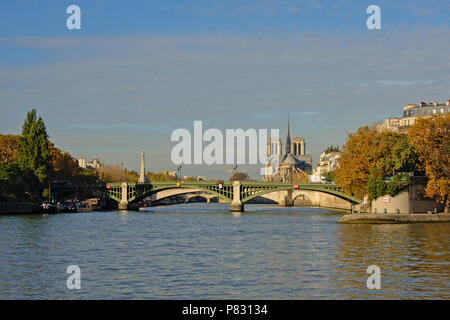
433 109 437 114
441 108 444 114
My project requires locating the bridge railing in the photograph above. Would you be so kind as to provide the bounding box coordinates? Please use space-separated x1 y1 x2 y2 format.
104 180 360 207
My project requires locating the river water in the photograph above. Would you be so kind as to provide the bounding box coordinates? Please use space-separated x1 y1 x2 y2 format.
0 203 449 299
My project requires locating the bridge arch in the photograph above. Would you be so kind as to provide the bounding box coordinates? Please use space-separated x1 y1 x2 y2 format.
240 184 359 205
152 188 221 202
253 189 354 210
130 185 232 203
105 181 360 211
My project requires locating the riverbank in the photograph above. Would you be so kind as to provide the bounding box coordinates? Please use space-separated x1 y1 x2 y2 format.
338 213 450 224
0 202 41 215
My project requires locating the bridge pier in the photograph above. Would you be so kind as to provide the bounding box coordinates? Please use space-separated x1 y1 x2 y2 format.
230 181 244 212
279 190 294 206
105 181 362 212
118 182 129 210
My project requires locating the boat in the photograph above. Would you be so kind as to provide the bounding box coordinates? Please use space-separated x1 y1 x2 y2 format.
40 202 59 214
40 201 77 214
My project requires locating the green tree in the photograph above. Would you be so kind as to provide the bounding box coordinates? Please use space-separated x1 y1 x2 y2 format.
324 146 340 153
366 176 387 200
17 110 50 183
374 131 418 176
0 163 39 201
323 170 336 182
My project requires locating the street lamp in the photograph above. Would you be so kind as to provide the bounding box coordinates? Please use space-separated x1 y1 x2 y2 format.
177 165 182 181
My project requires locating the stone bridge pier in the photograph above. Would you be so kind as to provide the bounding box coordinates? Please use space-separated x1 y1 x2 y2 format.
278 189 294 206
118 182 129 210
230 181 244 212
106 180 361 213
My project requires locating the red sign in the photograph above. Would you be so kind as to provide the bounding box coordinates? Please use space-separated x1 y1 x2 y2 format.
382 196 390 203
106 185 110 189
293 184 299 189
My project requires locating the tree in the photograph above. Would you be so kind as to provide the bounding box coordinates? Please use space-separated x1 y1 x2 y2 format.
335 126 418 199
0 134 19 165
49 142 79 181
324 145 340 153
17 110 50 183
366 176 386 200
146 172 178 182
408 114 450 212
229 172 251 181
366 174 411 200
0 163 39 201
335 126 380 198
323 170 336 182
374 131 418 176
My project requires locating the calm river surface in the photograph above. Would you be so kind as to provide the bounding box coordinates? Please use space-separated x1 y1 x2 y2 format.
0 203 449 299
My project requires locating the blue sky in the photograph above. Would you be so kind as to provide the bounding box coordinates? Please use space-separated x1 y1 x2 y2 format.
0 1 449 179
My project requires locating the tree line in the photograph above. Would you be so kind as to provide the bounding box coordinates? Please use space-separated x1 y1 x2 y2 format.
0 110 178 203
334 114 449 212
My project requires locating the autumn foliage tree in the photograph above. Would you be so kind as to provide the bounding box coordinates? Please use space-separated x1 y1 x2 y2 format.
0 134 19 165
335 126 379 199
335 126 418 199
408 114 450 213
229 172 251 181
49 142 79 181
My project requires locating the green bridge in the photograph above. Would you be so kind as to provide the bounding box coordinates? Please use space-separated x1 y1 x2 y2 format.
105 181 361 212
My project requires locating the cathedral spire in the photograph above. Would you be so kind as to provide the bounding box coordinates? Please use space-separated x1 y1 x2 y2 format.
285 114 291 155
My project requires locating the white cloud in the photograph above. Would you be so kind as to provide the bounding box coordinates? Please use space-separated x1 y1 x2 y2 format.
0 27 449 176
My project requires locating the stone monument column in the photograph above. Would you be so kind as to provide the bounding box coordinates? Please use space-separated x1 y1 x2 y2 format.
138 151 146 183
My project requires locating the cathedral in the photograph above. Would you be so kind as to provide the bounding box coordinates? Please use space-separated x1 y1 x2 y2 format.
263 117 312 182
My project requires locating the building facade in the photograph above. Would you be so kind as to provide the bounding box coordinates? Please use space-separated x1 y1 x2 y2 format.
312 151 341 176
371 176 444 214
78 158 101 169
377 100 449 132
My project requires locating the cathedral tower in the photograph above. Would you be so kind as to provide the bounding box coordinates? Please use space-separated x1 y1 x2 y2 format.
285 115 291 155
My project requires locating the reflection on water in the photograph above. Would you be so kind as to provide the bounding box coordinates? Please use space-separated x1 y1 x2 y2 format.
0 203 448 299
332 223 450 299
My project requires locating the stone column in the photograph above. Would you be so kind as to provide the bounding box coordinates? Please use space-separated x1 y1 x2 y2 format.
230 181 244 212
138 151 146 183
118 182 129 210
